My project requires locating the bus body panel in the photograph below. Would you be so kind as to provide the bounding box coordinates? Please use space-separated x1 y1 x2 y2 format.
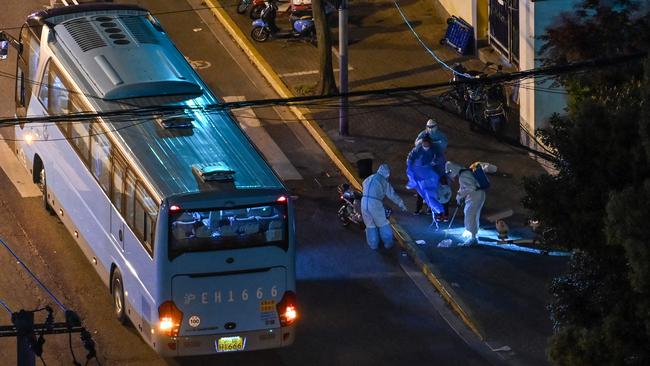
11 4 297 356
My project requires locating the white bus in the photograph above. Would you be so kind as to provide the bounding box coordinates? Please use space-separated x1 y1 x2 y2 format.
0 2 297 356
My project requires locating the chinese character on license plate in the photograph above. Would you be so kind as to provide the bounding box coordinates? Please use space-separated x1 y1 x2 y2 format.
216 336 246 352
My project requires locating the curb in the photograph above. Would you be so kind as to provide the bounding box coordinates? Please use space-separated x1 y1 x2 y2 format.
205 0 362 190
204 0 484 340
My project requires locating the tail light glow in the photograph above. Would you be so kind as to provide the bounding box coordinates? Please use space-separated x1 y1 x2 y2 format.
158 301 183 337
169 205 181 212
276 291 298 327
276 195 287 203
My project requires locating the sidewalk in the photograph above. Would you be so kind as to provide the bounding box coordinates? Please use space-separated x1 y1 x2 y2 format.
210 1 567 364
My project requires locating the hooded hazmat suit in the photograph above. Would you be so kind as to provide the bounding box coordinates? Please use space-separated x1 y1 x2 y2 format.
446 161 486 242
361 164 406 249
415 121 448 176
406 145 444 215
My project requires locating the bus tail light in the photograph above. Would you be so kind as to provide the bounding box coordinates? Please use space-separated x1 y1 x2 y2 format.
276 291 297 326
158 301 183 337
276 195 287 203
169 205 181 212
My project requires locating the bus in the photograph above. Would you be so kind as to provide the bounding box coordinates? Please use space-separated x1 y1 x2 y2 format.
0 2 297 356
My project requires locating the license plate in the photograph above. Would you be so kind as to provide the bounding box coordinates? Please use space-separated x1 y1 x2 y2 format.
216 336 246 353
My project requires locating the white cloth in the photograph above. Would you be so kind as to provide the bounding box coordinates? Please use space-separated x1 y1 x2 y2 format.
361 165 405 228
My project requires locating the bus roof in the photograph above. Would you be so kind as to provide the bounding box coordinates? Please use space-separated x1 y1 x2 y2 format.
43 6 285 198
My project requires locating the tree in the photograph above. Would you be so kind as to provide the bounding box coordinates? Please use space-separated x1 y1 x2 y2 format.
522 1 650 364
312 0 338 95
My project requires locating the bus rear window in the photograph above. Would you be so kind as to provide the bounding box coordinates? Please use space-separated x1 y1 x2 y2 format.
169 203 287 258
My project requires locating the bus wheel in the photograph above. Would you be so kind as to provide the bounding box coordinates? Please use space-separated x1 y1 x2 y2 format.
39 169 54 215
112 270 128 325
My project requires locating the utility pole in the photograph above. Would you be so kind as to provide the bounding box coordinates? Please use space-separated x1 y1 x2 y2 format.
338 0 349 136
1 309 86 366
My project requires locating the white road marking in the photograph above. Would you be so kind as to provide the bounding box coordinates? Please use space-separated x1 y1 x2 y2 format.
0 140 42 197
279 67 354 78
223 97 302 180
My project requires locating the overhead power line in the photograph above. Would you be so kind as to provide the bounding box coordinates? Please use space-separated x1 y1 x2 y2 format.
0 52 644 127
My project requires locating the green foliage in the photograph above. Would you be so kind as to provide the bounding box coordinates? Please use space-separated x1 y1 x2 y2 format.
606 181 650 341
539 0 650 92
523 1 650 364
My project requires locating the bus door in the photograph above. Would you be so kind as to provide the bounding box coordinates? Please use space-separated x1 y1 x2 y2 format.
110 155 127 251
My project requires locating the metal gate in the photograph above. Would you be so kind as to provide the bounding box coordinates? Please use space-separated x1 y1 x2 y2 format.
488 0 519 66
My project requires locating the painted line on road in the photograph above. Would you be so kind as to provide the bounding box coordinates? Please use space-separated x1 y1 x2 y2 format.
205 0 483 340
0 140 41 198
205 0 361 188
224 96 302 181
279 67 355 78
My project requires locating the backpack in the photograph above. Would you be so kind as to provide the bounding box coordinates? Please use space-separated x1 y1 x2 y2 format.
460 164 490 190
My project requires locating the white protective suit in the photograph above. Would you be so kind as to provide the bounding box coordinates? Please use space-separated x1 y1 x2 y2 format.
446 162 486 242
361 164 406 249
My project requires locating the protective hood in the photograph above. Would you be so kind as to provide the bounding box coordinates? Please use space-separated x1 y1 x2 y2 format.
445 161 463 178
377 163 390 178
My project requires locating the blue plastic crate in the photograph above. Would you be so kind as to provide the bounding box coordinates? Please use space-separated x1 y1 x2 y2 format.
441 16 474 55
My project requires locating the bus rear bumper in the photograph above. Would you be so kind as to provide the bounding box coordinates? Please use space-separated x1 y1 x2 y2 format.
154 325 295 357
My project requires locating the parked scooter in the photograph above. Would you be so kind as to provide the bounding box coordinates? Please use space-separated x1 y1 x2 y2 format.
250 8 316 44
237 0 267 19
447 63 507 136
237 0 253 14
337 183 391 229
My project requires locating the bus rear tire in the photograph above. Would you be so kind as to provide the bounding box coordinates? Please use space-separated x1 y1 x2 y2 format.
112 270 128 325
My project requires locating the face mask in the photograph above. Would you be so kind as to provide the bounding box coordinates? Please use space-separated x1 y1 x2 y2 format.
422 146 430 151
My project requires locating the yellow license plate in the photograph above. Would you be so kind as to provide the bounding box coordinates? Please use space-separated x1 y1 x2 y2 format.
216 336 246 352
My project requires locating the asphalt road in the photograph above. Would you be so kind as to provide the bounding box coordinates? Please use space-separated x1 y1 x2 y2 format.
0 1 499 365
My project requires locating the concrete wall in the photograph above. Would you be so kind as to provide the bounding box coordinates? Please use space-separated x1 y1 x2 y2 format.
518 0 578 147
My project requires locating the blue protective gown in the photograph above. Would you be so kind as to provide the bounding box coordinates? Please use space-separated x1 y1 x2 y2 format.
406 146 443 214
415 129 448 176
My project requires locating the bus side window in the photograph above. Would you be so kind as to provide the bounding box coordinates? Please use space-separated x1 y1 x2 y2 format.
90 125 111 192
49 72 69 114
16 25 40 116
70 121 91 163
37 61 49 107
111 156 126 212
134 183 155 255
124 170 136 230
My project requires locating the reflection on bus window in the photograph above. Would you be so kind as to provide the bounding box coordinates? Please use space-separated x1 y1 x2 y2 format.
169 203 287 258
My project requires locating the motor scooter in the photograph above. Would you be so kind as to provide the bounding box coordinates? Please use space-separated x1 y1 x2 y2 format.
446 63 507 136
337 183 391 229
250 10 316 44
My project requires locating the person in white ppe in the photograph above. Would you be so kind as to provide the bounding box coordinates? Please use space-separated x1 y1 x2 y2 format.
415 118 448 152
445 161 486 245
361 163 407 250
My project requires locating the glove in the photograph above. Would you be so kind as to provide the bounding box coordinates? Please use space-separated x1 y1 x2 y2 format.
456 195 464 205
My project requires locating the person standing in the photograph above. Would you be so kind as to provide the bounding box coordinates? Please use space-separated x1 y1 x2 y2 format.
414 118 449 219
445 161 487 245
406 136 444 216
361 164 407 250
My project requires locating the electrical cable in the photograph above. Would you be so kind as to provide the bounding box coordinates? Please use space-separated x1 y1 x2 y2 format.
0 236 67 312
0 51 642 125
0 298 12 315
